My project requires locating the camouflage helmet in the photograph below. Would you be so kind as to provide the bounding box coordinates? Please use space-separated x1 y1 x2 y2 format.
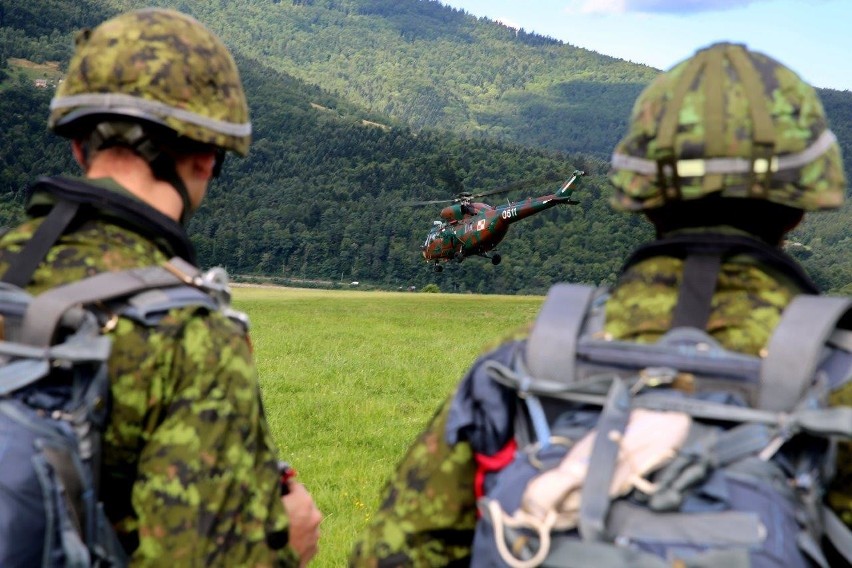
609 42 845 212
48 8 251 156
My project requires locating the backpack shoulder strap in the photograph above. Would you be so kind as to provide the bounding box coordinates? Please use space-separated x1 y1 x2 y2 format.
759 294 852 411
20 260 191 347
525 283 600 384
1 200 81 288
670 252 722 330
122 285 218 326
824 505 852 564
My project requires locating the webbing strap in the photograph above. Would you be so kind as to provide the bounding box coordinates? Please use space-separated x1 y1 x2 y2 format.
540 532 752 568
622 233 820 296
22 265 183 347
0 360 51 396
703 48 725 160
42 444 86 541
490 359 852 437
0 399 67 440
577 333 761 382
656 50 706 157
670 253 722 329
512 354 555 449
1 200 80 287
525 284 596 384
641 395 852 439
51 93 252 138
725 45 775 149
578 379 630 542
0 333 112 397
759 295 852 411
824 506 852 563
701 49 725 193
521 387 553 450
611 129 837 180
726 44 777 194
829 329 852 352
608 501 764 547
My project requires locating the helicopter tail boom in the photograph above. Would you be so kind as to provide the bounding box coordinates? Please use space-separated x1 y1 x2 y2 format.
556 169 586 198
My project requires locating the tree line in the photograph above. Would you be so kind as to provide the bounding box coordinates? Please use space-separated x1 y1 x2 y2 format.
1 0 851 294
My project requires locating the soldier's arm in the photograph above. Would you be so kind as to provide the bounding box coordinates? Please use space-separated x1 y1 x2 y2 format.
127 311 298 566
828 380 852 527
350 395 479 567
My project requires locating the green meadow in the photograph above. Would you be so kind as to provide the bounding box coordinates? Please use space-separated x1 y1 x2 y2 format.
233 286 545 566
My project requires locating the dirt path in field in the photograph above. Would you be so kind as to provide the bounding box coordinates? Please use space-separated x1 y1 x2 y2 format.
8 58 60 71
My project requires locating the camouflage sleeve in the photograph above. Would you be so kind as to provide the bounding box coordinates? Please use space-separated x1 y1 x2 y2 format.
827 381 852 526
349 395 478 567
106 309 297 566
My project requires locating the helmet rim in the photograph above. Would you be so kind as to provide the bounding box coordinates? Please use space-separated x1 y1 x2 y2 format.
48 8 251 156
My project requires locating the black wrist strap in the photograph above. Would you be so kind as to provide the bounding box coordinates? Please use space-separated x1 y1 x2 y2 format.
1 200 80 287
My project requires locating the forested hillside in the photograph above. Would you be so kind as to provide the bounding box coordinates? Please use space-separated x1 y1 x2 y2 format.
1 0 851 294
182 0 658 158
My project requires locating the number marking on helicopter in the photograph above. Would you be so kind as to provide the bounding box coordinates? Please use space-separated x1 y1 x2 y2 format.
501 208 517 220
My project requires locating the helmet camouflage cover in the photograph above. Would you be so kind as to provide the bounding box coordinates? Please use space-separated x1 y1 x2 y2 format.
609 42 845 212
49 8 251 155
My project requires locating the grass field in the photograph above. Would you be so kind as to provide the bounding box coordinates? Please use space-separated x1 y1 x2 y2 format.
232 286 545 566
2 58 63 91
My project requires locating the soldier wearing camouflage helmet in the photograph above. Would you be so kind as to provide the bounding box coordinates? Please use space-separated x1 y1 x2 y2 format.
351 42 849 566
0 8 320 566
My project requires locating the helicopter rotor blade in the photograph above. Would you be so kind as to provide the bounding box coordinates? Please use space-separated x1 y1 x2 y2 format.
404 172 566 206
402 198 455 206
404 191 473 206
467 172 562 200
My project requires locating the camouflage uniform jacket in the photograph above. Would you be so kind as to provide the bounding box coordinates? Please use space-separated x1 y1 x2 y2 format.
350 229 852 567
0 176 298 566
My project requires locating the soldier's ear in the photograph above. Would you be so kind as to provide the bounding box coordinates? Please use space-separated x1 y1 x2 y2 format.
71 140 89 172
175 150 217 182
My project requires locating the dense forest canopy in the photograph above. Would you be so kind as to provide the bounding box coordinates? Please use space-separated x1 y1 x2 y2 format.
1 0 850 294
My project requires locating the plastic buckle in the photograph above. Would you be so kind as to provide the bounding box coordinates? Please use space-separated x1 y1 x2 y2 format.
749 143 775 198
655 154 681 202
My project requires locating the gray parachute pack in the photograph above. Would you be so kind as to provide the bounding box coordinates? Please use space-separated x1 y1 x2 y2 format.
0 257 245 567
474 283 852 568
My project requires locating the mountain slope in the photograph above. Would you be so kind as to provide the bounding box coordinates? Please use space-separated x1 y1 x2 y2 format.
1 0 850 294
96 0 657 158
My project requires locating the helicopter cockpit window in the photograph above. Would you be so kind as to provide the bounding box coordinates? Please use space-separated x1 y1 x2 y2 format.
424 224 441 247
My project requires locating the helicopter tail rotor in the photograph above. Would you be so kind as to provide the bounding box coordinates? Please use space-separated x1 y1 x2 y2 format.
556 170 586 198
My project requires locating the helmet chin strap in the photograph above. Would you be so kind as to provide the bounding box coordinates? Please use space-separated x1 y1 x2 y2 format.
88 121 196 225
147 152 195 226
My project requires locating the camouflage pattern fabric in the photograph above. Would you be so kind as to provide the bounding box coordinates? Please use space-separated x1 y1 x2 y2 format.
49 8 251 155
350 234 852 566
0 177 297 566
609 43 845 212
350 397 478 567
829 385 852 526
605 251 800 356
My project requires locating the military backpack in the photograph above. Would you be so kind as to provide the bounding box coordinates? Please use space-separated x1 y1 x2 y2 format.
0 199 247 567
473 283 852 568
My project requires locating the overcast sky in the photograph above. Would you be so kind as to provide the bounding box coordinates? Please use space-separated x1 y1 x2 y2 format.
439 0 851 92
